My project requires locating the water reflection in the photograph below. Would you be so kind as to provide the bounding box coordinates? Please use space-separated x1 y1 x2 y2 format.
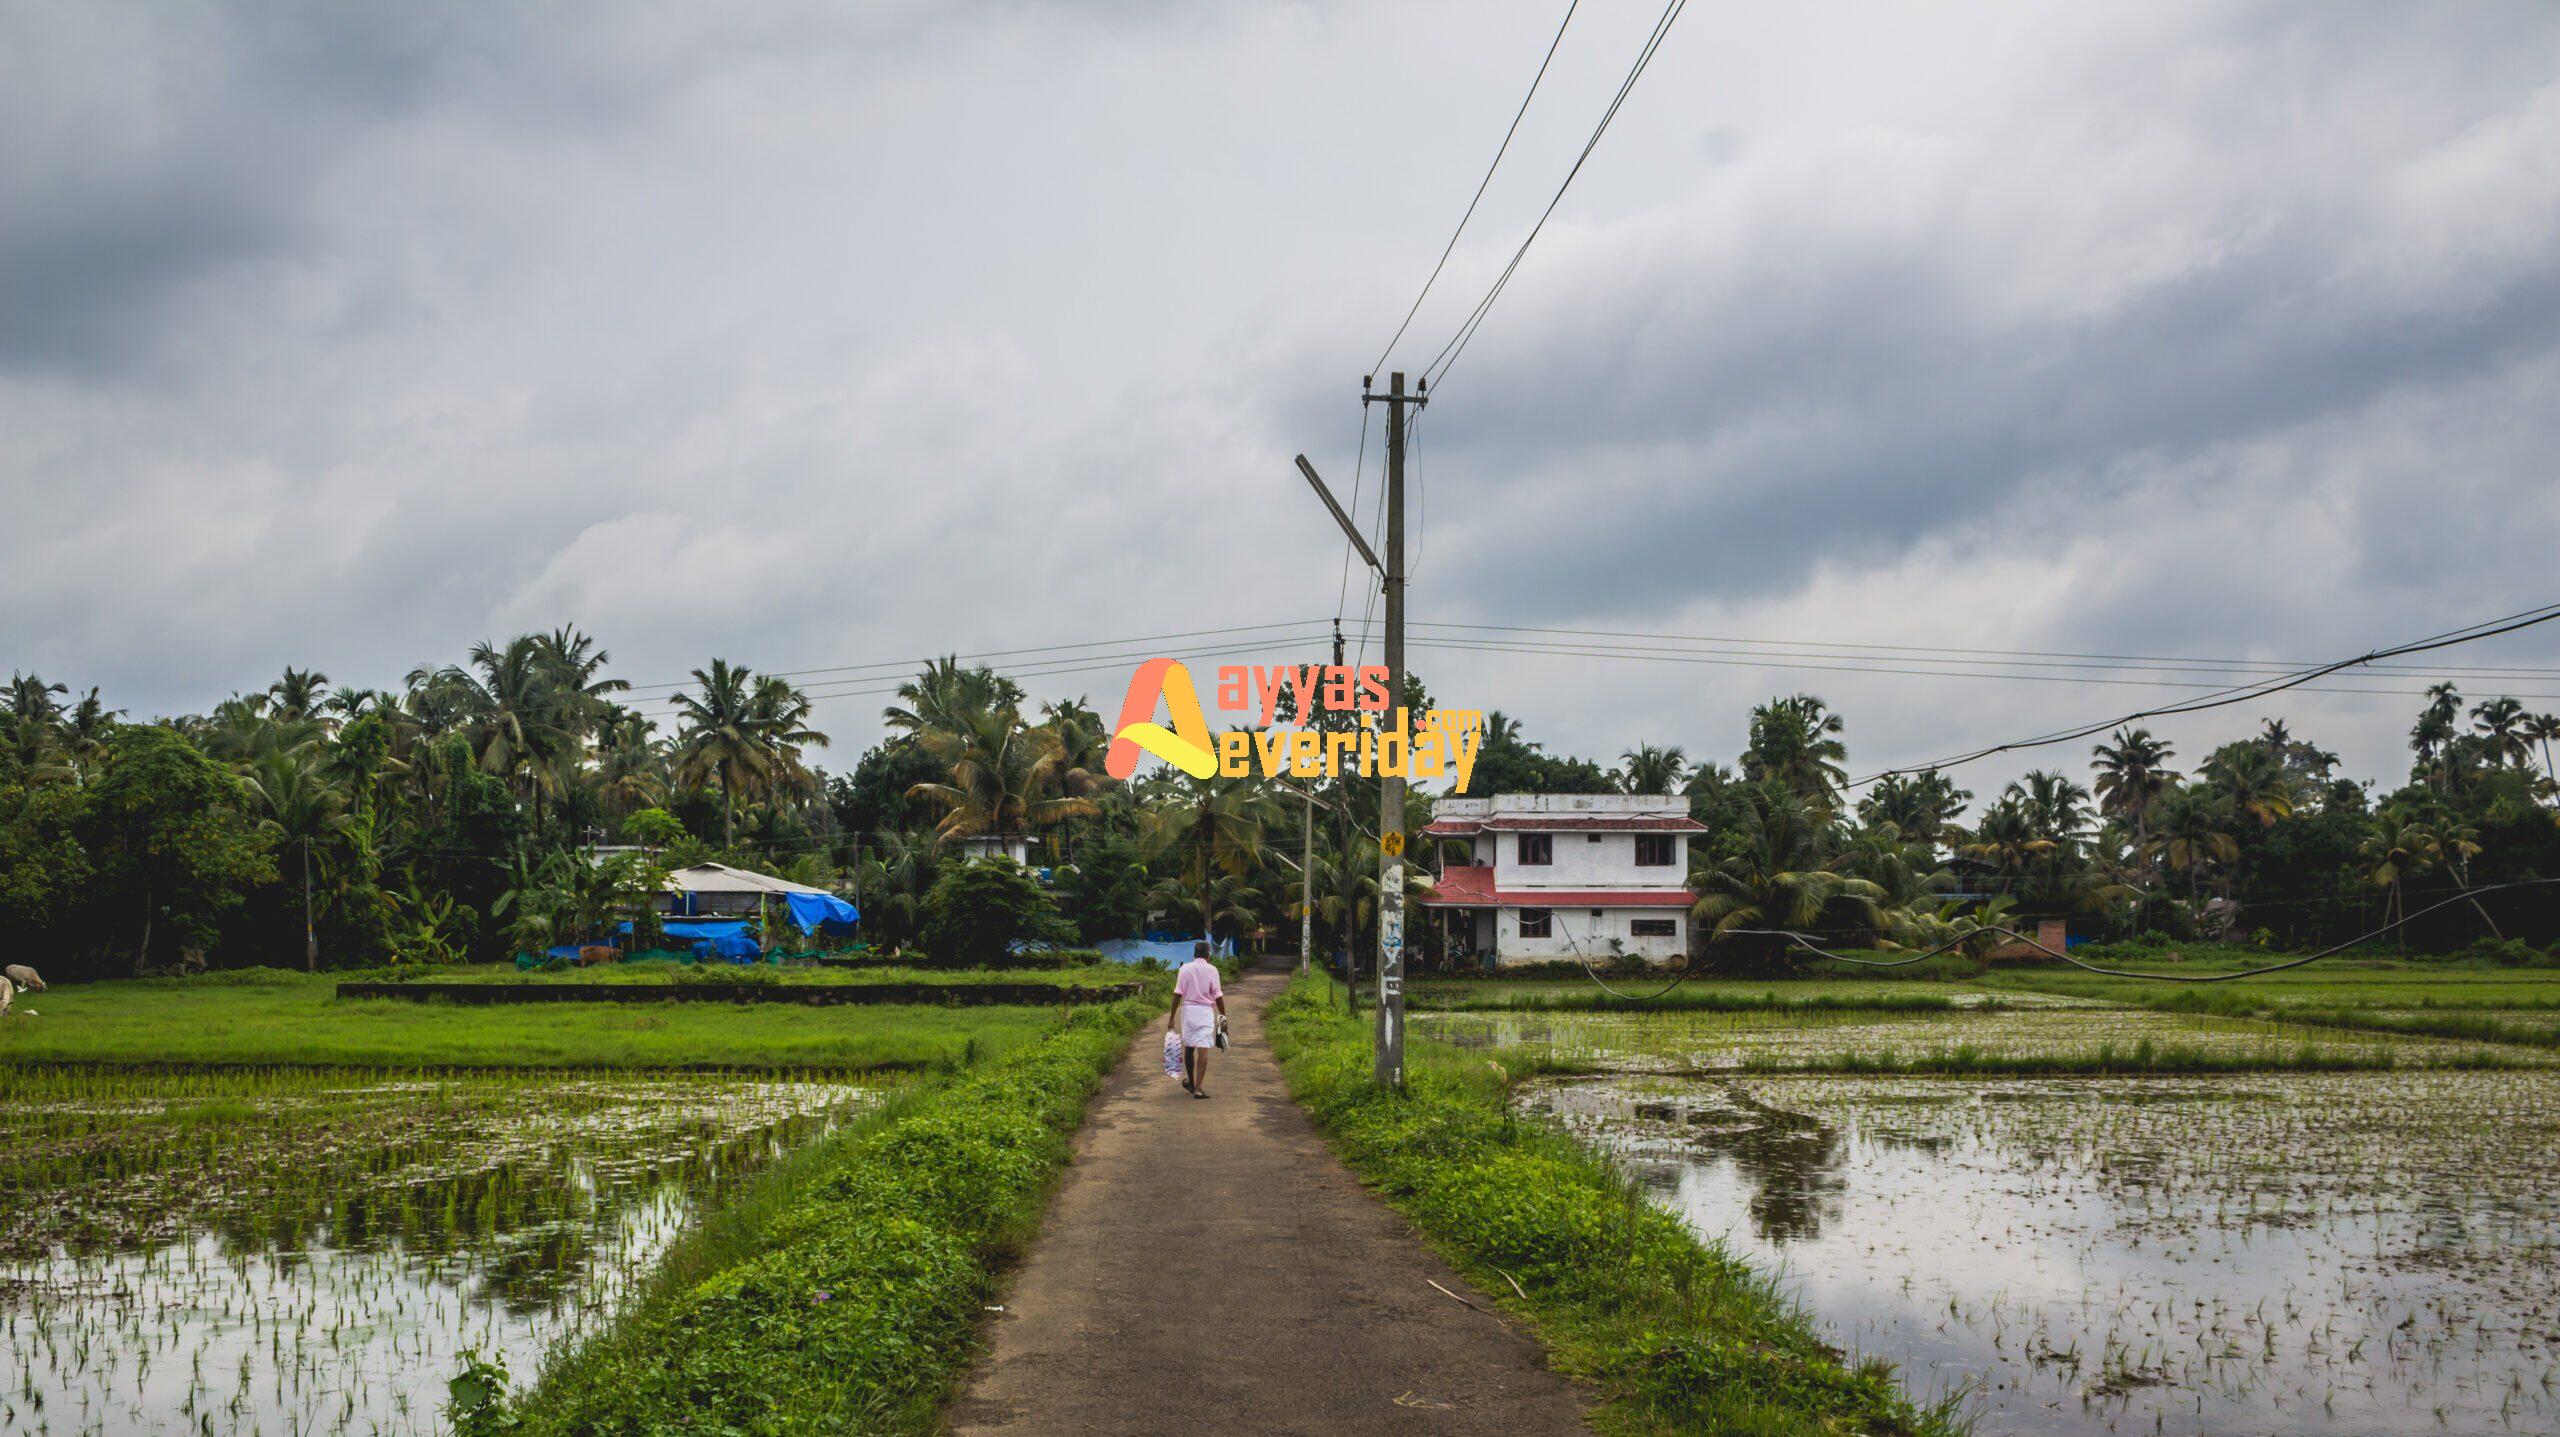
1530 1072 2560 1436
0 1074 874 1435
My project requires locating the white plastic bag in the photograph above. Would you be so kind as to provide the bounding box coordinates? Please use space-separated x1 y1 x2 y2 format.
1162 1030 1184 1079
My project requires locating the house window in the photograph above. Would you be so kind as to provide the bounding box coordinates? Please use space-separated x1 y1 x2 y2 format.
1516 908 1552 937
1635 834 1676 866
1629 917 1678 937
1517 833 1552 866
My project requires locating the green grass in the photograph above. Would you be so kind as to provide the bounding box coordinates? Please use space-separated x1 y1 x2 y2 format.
1268 974 1954 1437
0 968 1069 1073
413 960 1143 988
1408 977 1984 1015
486 987 1157 1436
1977 961 2560 1050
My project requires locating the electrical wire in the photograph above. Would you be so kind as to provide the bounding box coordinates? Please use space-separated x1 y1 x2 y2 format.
1391 634 2560 699
1423 0 1688 392
1413 619 2560 681
1850 601 2560 787
614 619 1334 695
1370 0 1580 379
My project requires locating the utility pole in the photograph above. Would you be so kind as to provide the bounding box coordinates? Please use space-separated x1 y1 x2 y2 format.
1363 370 1425 1088
1298 791 1314 975
1334 619 1356 1017
303 837 316 973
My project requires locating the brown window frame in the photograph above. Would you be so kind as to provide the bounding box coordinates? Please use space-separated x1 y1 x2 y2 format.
1516 907 1553 937
1635 834 1677 867
1629 917 1678 937
1517 833 1553 866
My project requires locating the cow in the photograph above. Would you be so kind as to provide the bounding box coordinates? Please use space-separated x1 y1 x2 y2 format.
3 964 44 993
576 946 619 968
0 975 13 1016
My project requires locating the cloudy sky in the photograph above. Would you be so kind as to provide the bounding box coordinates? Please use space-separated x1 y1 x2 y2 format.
6 0 2558 803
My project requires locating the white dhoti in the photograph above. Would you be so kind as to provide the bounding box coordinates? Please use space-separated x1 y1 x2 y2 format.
1179 1002 1218 1049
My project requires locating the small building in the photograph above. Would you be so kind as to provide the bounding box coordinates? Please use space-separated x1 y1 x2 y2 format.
1418 793 1700 968
952 833 1036 867
662 862 836 917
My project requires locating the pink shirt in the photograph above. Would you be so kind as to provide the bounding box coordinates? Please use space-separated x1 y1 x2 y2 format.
1174 958 1223 1007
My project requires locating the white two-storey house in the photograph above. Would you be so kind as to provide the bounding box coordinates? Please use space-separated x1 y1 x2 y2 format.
1418 793 1700 968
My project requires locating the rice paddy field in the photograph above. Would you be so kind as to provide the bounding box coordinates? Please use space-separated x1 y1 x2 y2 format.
1425 959 2560 1435
0 970 1101 1436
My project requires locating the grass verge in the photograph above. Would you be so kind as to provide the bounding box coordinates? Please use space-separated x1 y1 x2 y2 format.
479 984 1157 1436
1265 974 1955 1437
0 968 1082 1072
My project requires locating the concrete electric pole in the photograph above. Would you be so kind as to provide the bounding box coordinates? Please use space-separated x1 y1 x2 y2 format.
1366 371 1423 1087
1297 368 1424 1087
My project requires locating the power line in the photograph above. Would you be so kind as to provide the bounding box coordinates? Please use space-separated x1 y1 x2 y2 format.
1387 634 2560 697
616 619 1332 695
1368 0 1580 378
1404 620 2560 678
787 631 1341 705
1850 601 2560 787
1422 0 1688 391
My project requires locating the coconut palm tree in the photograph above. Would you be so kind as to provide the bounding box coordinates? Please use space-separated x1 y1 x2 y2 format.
2527 712 2560 794
2005 770 2091 846
1856 769 1971 856
2141 786 2237 896
534 626 630 736
2201 742 2298 828
2091 728 2179 858
2410 683 2463 786
1140 769 1278 908
2359 802 2444 946
1691 783 1885 968
749 675 829 803
594 710 667 816
909 706 1095 852
1742 695 1848 810
851 827 942 947
3 673 70 782
266 668 332 726
1962 799 2058 877
883 657 1023 739
2470 696 2534 769
242 747 352 971
669 659 771 847
59 687 121 783
1145 871 1260 943
1617 742 1689 796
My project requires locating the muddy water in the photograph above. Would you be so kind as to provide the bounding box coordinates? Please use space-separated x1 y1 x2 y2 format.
0 1073 877 1435
1528 1072 2560 1436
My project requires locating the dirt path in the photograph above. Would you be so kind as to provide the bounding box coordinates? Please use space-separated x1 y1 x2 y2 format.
948 968 1590 1437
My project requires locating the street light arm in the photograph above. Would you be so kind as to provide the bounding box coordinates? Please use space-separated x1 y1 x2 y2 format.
1295 455 1382 575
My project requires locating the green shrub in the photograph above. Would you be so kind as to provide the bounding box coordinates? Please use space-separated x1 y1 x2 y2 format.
505 992 1155 1435
920 861 1076 967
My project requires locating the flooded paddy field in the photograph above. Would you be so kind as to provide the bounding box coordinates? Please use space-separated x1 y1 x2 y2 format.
1527 1070 2560 1436
1411 1004 2554 1073
0 1068 878 1436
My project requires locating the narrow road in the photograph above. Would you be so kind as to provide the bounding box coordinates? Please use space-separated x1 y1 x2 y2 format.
948 967 1590 1437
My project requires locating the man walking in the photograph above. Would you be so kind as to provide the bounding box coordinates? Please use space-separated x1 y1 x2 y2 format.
1167 941 1226 1098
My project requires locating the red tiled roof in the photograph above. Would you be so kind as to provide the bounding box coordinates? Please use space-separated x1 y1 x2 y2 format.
1416 865 1694 908
1422 815 1704 835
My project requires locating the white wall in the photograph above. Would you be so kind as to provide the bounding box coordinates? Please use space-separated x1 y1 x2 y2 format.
1491 906 1687 966
1491 831 1686 891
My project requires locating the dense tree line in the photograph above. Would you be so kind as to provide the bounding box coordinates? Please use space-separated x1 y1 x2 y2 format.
7 632 2556 981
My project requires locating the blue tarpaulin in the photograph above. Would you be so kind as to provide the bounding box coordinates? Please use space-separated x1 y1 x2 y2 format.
1094 936 1234 966
782 892 861 933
